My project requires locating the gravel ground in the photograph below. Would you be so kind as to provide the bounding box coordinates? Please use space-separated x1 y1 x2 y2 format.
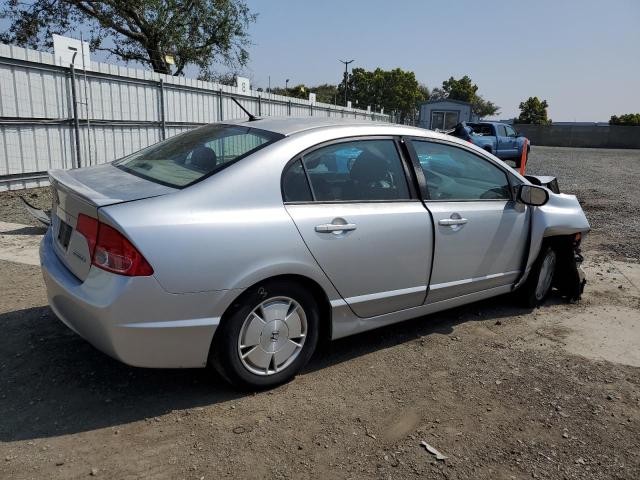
525 146 640 261
0 146 639 479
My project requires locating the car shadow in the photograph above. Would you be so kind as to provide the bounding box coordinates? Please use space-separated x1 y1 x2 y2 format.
0 225 47 235
0 293 561 442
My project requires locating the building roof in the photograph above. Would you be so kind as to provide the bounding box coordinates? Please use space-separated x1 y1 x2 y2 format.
420 98 472 107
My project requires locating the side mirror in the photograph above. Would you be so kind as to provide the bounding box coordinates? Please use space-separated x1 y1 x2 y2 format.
517 184 549 206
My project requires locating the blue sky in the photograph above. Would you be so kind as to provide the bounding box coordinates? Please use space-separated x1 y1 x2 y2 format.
239 0 640 121
2 0 638 121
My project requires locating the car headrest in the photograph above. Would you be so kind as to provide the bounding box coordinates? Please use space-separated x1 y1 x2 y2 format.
191 146 217 171
350 150 389 183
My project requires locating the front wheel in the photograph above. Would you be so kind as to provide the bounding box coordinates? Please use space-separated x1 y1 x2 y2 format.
210 280 319 390
518 245 557 308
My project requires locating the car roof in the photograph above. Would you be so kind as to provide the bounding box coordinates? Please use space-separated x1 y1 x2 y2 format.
224 116 407 136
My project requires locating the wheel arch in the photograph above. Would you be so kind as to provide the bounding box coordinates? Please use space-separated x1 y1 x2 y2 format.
214 273 333 344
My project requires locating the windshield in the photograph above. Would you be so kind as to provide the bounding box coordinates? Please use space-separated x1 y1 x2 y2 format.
115 124 283 188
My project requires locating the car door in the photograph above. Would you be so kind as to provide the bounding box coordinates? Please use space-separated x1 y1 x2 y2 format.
504 125 519 157
495 124 511 157
282 137 433 318
407 139 529 303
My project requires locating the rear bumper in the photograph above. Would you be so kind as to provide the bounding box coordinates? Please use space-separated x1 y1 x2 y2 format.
40 230 237 368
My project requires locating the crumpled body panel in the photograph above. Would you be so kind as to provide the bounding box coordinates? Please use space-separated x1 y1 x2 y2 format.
515 192 590 290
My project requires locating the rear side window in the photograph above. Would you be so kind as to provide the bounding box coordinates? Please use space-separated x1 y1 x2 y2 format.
115 124 282 188
291 139 410 202
282 159 313 202
468 123 493 136
412 141 511 201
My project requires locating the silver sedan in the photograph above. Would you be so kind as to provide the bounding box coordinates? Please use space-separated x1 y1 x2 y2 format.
40 117 589 389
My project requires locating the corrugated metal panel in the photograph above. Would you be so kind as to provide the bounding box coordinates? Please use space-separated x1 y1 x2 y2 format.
0 43 391 191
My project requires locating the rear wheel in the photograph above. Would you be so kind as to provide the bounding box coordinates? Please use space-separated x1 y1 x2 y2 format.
518 245 557 308
210 280 319 390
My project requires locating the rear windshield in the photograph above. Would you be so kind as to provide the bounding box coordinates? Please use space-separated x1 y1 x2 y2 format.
114 124 283 188
468 123 494 136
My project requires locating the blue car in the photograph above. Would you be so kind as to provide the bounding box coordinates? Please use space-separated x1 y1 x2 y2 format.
451 122 530 168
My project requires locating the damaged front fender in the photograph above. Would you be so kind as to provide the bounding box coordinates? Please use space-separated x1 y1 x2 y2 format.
514 191 590 296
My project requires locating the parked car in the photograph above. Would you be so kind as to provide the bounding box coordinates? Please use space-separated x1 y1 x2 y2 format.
450 121 530 167
39 117 588 389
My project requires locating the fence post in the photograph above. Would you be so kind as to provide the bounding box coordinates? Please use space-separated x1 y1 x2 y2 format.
288 100 292 116
69 64 82 168
310 103 313 116
218 89 224 121
258 95 262 116
159 78 166 140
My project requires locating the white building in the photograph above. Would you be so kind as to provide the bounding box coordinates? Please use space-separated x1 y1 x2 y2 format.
418 99 477 131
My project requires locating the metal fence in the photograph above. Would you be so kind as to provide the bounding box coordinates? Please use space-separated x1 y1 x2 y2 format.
0 43 390 191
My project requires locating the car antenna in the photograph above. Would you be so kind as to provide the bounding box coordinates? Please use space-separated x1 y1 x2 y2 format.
231 97 259 121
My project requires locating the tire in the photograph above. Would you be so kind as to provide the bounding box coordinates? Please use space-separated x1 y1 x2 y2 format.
209 280 320 390
518 245 557 308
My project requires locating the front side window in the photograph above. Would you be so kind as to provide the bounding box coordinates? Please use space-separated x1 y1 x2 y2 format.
115 124 282 188
412 141 511 201
286 139 410 202
505 125 517 137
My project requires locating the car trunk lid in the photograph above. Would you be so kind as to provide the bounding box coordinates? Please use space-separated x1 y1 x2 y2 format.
49 164 176 281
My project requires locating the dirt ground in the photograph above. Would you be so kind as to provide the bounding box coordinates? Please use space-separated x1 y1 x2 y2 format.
0 146 639 479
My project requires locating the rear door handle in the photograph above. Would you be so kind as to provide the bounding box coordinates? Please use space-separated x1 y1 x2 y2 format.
438 218 468 226
315 223 357 233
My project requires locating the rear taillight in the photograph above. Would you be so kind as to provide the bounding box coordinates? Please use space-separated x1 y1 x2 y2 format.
76 214 98 256
76 214 153 276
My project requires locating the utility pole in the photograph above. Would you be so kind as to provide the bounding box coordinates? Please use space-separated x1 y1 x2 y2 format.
285 78 290 96
339 59 354 106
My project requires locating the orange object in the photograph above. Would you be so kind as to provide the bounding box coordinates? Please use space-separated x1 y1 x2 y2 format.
519 138 529 175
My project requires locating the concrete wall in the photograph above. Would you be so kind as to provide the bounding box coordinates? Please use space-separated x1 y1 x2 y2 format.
0 43 390 191
515 124 640 149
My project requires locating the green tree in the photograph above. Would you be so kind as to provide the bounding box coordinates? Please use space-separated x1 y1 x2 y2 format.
472 97 500 118
0 0 256 77
442 75 477 102
609 113 640 126
439 75 500 117
271 84 308 99
516 97 551 125
270 83 340 104
338 67 428 122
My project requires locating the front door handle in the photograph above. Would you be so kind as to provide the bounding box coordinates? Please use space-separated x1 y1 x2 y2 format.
315 223 357 233
438 218 468 226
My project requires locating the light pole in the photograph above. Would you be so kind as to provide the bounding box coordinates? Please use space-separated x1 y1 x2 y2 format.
339 59 354 106
285 78 290 96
